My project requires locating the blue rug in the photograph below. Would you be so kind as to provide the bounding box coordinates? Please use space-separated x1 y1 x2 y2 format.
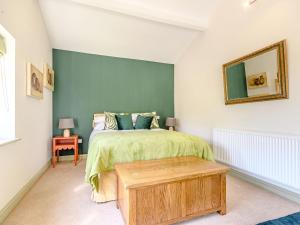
257 212 300 225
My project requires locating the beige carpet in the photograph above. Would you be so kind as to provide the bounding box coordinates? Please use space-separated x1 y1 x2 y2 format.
2 161 300 225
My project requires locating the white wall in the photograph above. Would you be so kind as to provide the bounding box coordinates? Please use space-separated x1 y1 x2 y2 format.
0 0 52 211
175 0 300 142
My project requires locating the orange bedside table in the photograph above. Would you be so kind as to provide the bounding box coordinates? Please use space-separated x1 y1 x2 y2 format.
52 135 79 168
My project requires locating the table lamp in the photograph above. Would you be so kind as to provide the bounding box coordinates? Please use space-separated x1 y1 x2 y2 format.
59 118 75 137
165 117 176 131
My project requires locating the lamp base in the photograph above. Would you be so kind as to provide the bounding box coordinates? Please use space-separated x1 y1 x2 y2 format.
63 129 70 137
168 127 175 131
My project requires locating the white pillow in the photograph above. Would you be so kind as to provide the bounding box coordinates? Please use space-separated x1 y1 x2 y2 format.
94 121 105 131
132 113 138 125
94 116 105 123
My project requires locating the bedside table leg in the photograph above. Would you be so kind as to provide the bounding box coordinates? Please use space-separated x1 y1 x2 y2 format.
52 150 56 168
52 139 56 168
74 139 78 166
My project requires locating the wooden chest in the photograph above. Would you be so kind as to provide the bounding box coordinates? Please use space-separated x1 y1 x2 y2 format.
115 157 229 225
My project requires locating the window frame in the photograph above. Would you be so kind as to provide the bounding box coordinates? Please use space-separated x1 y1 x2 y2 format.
0 24 17 146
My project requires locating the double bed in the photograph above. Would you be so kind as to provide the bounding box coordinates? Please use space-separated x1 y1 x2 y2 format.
85 113 214 203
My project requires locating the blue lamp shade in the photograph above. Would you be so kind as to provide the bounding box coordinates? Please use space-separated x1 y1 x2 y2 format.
59 118 75 129
165 117 176 127
59 118 75 137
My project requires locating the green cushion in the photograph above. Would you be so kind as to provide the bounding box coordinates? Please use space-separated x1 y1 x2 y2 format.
135 115 153 129
138 112 160 128
115 114 134 130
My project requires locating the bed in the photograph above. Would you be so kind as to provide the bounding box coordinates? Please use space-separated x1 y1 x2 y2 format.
85 113 214 203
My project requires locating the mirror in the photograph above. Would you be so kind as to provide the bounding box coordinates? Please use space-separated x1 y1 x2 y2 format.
223 40 288 105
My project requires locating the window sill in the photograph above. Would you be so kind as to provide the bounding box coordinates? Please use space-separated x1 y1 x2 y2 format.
0 138 21 147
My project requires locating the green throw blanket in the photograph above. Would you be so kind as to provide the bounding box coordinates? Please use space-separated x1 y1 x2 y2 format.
85 130 214 191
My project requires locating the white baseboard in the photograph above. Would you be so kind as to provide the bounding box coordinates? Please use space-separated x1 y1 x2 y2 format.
0 160 51 224
59 154 87 162
229 167 300 205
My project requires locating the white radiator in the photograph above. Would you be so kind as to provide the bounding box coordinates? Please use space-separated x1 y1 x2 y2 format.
213 128 300 193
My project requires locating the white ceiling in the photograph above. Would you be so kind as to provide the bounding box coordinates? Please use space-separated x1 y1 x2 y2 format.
39 0 221 63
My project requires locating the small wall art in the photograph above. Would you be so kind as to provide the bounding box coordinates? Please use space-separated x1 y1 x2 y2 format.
26 63 43 99
44 64 54 91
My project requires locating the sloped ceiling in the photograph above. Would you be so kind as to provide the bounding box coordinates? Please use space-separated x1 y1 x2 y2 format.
39 0 221 63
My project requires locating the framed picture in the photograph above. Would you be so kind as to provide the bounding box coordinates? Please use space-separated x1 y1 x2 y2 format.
26 63 43 99
44 64 54 91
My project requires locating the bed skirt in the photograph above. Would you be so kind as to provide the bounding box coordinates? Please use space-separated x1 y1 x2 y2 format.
91 171 117 203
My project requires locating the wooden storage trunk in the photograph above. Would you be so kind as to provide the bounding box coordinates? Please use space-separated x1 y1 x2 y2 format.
115 157 229 225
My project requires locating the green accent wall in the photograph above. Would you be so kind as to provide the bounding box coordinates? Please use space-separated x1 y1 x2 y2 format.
227 62 248 99
53 49 174 154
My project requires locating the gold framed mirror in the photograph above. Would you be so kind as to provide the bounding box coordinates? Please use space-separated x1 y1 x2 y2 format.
223 40 288 105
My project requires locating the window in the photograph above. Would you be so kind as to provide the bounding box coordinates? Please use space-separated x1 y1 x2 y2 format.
0 24 16 144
